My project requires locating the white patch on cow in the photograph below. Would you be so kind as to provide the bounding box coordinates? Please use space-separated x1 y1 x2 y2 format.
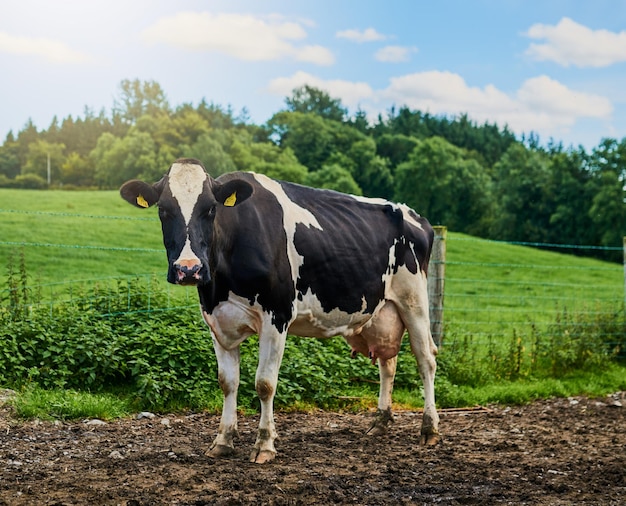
177 237 197 263
398 204 424 231
289 288 383 339
350 195 424 232
201 293 262 350
350 194 397 208
168 162 208 264
252 173 323 282
168 162 207 224
383 240 398 282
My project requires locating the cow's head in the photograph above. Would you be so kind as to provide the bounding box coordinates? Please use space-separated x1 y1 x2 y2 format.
120 158 252 286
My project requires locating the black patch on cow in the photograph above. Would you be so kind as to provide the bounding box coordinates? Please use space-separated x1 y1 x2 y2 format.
198 172 295 332
279 184 429 315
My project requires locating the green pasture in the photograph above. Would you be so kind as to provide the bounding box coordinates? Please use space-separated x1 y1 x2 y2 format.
444 234 623 339
2 188 622 335
0 188 165 282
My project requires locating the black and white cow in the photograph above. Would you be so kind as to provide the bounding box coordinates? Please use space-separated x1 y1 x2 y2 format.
120 158 440 463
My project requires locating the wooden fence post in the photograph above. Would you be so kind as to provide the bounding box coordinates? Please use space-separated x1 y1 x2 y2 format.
428 226 447 346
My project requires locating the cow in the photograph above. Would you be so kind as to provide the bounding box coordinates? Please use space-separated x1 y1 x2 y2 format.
120 158 440 463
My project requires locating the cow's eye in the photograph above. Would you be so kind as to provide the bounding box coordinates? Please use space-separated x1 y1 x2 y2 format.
208 206 217 217
158 207 168 219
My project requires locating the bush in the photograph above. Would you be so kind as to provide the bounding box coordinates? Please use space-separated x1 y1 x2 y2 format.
12 174 48 189
1 254 624 414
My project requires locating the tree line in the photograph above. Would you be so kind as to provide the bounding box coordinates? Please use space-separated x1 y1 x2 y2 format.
1 79 624 260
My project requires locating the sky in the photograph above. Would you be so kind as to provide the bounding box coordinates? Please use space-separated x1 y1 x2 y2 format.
1 0 626 151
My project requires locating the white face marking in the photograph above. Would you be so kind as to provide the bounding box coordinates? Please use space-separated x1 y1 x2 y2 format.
168 162 208 224
168 162 208 264
252 173 323 282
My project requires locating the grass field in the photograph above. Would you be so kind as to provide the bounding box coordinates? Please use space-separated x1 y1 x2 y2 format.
1 187 623 335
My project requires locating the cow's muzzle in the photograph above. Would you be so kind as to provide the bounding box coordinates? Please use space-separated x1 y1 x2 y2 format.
172 259 205 285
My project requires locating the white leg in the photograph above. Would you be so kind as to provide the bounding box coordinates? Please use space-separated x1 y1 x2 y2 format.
207 336 240 457
367 356 397 435
250 327 287 463
395 271 440 444
408 322 440 444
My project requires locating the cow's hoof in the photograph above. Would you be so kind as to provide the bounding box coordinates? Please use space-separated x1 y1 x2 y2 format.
366 424 387 436
206 444 235 458
250 449 276 464
420 432 441 446
366 408 393 436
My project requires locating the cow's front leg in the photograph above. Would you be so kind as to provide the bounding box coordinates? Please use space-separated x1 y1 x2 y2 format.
367 355 397 436
207 337 240 458
250 328 287 463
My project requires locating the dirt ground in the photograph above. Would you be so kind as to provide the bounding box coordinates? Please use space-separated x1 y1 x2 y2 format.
0 393 624 506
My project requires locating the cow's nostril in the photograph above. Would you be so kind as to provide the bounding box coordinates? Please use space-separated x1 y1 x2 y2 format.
174 261 202 282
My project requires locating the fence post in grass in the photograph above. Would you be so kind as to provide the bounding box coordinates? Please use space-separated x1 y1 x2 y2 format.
428 226 447 346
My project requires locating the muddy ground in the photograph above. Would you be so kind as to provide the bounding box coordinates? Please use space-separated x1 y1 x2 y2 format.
0 394 624 505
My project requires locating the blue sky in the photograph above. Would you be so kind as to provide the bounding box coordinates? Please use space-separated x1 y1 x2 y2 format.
1 0 625 150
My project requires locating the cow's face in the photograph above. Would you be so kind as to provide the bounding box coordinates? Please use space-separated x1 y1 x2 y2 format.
120 158 251 286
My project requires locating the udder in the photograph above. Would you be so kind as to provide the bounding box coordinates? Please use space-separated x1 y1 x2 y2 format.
344 301 405 364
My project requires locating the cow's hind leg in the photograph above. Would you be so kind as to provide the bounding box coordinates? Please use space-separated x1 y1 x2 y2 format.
367 356 397 436
250 327 287 463
408 324 440 445
405 316 440 444
207 338 240 458
395 273 440 445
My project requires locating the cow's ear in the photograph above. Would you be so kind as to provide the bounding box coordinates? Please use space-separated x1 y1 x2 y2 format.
120 180 161 209
213 179 253 208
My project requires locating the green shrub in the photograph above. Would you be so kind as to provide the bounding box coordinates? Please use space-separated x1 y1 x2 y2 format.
1 254 624 417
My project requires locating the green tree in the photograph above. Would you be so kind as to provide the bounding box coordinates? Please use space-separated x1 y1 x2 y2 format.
375 133 419 170
269 111 334 171
491 143 552 242
586 138 626 254
395 136 493 233
61 152 95 186
91 130 158 188
305 164 362 195
22 140 66 183
545 147 595 247
113 79 170 125
0 133 21 179
187 133 236 177
285 85 347 122
345 138 393 198
230 132 308 183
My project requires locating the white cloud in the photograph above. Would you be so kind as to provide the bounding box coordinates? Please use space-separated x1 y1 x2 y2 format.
268 70 612 137
525 17 626 67
0 31 91 64
516 75 612 119
141 11 334 65
382 71 612 132
294 45 335 66
267 71 374 109
374 45 417 63
336 27 386 43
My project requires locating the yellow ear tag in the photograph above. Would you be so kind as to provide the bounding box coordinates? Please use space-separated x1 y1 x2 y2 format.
136 194 149 208
224 192 237 207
